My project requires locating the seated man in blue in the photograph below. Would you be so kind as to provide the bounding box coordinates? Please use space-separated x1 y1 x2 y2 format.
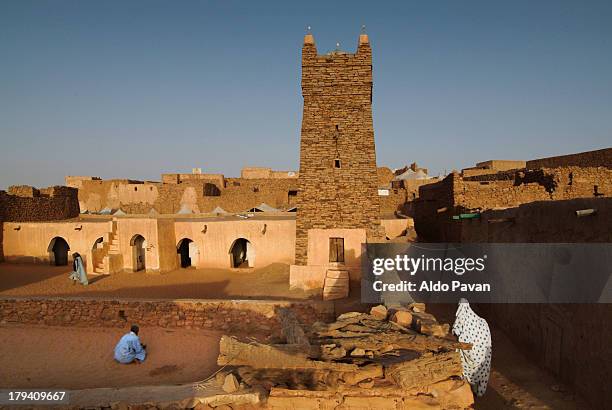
114 324 147 364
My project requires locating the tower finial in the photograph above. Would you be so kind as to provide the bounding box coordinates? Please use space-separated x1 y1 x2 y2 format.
303 26 315 46
361 24 366 34
335 42 341 51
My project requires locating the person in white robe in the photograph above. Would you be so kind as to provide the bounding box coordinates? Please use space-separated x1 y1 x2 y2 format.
452 298 492 397
114 324 147 364
69 252 88 286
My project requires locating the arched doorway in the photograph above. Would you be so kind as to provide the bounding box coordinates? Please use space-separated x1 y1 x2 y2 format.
48 237 70 266
229 238 254 268
130 235 146 272
177 238 198 268
92 237 104 250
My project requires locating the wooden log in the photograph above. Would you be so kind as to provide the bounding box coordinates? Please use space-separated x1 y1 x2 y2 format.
319 344 347 360
386 351 463 390
411 311 449 337
316 332 471 354
238 363 384 390
218 336 358 371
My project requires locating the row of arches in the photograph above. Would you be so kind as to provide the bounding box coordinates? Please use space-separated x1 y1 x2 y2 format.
45 235 255 270
177 237 254 268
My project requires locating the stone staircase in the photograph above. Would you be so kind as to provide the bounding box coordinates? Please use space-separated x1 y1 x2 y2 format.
92 220 123 275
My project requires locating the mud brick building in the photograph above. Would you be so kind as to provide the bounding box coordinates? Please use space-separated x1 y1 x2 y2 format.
414 149 612 242
412 148 612 409
290 32 385 294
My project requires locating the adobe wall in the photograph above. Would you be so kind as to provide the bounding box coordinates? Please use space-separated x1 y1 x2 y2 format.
479 303 611 410
414 174 612 408
414 167 612 241
378 188 408 214
0 297 334 334
2 216 297 272
476 159 526 170
377 167 394 186
75 177 299 214
2 220 111 269
459 197 612 409
241 167 297 179
413 174 461 242
174 217 296 269
0 186 79 222
526 147 612 169
459 197 611 243
295 34 383 265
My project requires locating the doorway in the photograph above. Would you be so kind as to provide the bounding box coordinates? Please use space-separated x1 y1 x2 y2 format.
48 237 69 266
229 238 254 268
177 238 197 268
130 235 146 272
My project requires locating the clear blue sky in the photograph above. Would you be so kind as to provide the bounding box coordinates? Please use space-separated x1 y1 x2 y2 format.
1 0 611 189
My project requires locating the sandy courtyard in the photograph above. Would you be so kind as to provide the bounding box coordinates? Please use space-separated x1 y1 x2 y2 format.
0 262 315 300
0 325 223 390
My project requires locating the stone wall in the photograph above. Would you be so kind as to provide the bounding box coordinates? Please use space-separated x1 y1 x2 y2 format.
413 165 612 408
458 198 612 409
75 177 299 214
479 303 612 410
295 33 384 264
526 147 612 169
0 297 334 334
459 197 611 243
414 166 612 242
0 186 79 223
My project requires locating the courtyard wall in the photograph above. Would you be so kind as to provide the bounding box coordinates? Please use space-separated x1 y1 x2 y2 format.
0 297 334 335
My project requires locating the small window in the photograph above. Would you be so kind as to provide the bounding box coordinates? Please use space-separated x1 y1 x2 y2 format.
334 159 341 169
329 237 345 263
253 187 259 193
134 187 137 191
288 190 298 197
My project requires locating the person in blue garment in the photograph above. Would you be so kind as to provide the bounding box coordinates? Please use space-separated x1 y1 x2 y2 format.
68 252 88 286
114 324 147 364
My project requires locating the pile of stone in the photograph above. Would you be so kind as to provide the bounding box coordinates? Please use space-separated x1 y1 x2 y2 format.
216 304 474 408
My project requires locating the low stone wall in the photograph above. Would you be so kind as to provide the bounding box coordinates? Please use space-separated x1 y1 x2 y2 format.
0 298 334 334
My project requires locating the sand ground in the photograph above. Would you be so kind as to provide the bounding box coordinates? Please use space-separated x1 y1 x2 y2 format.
0 262 315 300
0 325 223 390
0 322 589 409
0 263 591 408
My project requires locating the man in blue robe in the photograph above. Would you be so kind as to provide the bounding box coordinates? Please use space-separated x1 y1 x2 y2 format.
69 253 89 286
114 324 147 364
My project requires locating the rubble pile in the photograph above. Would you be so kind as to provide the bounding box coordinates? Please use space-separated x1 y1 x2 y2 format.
216 304 475 408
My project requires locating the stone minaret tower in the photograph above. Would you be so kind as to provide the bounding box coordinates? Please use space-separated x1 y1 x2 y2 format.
294 31 384 267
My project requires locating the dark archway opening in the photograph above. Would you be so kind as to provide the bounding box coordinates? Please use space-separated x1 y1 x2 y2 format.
177 238 194 268
130 235 146 272
92 237 104 250
229 238 253 268
48 237 70 266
